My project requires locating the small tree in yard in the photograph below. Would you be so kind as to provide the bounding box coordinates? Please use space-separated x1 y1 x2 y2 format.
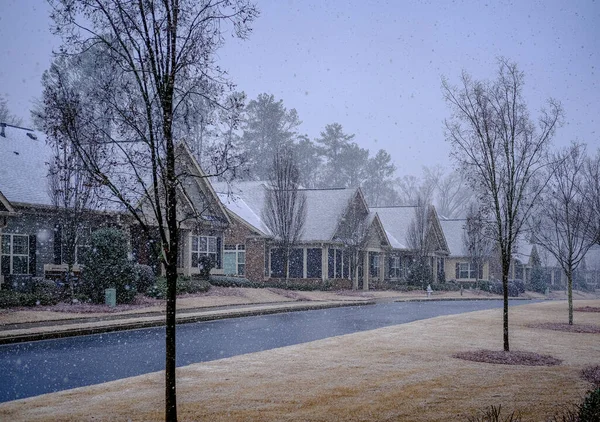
532 143 596 325
407 195 434 288
443 58 562 351
528 247 547 294
584 149 600 246
45 125 100 300
82 228 137 304
262 148 307 279
42 2 258 420
463 204 493 289
336 196 370 290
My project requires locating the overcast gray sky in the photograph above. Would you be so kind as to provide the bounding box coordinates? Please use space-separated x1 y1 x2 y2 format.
0 0 598 176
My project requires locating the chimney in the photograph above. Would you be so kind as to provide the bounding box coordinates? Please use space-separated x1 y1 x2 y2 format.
0 123 6 138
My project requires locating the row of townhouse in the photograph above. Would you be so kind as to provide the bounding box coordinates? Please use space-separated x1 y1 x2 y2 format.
2 123 597 290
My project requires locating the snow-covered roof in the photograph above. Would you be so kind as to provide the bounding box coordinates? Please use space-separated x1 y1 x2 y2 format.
370 206 418 250
0 124 54 206
439 219 466 257
212 181 271 235
212 181 359 242
513 240 534 264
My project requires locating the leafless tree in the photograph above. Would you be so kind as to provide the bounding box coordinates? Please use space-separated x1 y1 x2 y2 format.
395 173 436 206
443 58 562 351
0 94 23 126
584 149 600 246
335 198 370 289
42 2 258 420
406 195 435 286
435 169 474 218
262 148 307 279
47 136 100 299
532 143 596 325
462 204 493 288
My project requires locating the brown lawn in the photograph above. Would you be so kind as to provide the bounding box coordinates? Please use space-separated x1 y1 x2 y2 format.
0 300 599 421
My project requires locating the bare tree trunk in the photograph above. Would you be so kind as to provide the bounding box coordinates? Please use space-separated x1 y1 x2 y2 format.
502 258 510 352
165 105 178 421
165 261 178 422
567 269 573 325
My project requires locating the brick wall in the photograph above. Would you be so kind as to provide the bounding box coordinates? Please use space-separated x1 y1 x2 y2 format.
245 237 266 282
223 216 254 246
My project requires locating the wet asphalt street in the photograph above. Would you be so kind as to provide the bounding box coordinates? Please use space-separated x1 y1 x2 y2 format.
0 299 532 402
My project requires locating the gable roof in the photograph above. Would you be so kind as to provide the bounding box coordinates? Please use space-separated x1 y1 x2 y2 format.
0 190 16 215
365 211 392 248
175 142 231 227
212 181 361 242
0 124 54 206
370 206 416 250
439 219 466 257
373 205 449 253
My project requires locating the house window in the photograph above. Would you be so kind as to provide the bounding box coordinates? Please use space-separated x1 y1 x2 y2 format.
437 257 445 282
343 252 350 279
306 248 322 278
224 244 245 276
369 252 380 278
456 262 480 279
389 255 401 278
328 248 335 278
270 248 285 277
289 248 304 278
1 234 29 275
75 227 92 264
191 235 217 268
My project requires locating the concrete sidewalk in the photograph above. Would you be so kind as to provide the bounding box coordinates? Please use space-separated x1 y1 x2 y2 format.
0 300 375 345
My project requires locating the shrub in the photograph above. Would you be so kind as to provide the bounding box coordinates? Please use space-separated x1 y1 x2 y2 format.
467 405 521 422
477 280 492 292
134 264 156 293
0 290 59 308
263 279 333 291
197 255 214 280
485 280 519 297
209 275 257 288
146 276 211 299
407 259 433 288
511 279 525 294
529 266 548 293
80 228 138 304
430 282 461 292
580 387 600 421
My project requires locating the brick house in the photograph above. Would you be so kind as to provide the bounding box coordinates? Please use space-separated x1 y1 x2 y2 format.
213 181 391 289
373 206 449 284
0 123 230 287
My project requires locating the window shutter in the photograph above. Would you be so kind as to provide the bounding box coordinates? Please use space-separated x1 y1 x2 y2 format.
216 236 222 269
29 235 37 276
53 225 62 265
455 262 459 279
478 264 484 280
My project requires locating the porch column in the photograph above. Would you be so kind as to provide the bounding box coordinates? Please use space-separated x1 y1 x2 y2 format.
363 250 369 291
0 225 3 289
321 246 328 281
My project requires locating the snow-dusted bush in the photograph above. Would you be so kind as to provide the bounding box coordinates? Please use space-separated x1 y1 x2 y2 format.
81 228 137 304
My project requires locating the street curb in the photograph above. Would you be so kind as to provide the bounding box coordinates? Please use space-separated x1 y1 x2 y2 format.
395 297 533 303
0 300 375 345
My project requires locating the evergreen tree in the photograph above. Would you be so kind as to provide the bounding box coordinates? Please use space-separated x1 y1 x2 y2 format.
241 93 301 180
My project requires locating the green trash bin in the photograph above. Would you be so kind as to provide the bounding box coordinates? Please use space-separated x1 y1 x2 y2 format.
105 288 116 307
